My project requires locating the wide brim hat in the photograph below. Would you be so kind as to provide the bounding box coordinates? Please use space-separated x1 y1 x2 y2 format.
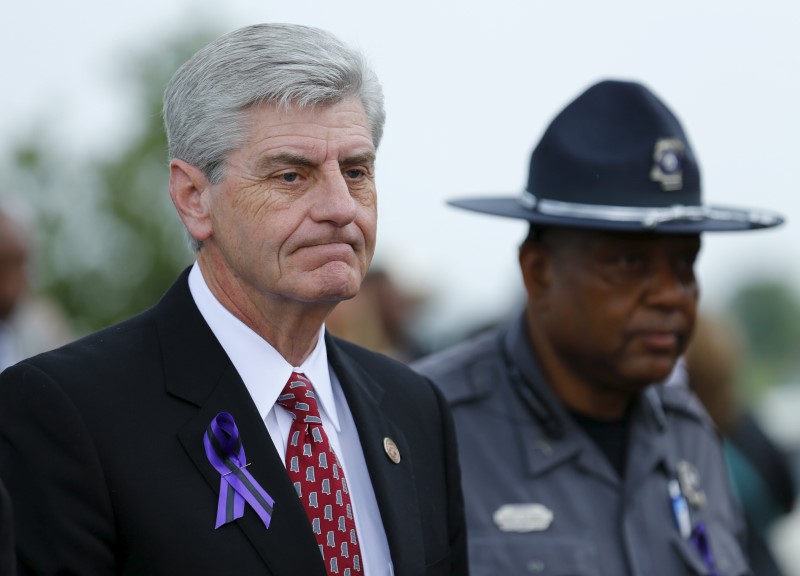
449 80 784 233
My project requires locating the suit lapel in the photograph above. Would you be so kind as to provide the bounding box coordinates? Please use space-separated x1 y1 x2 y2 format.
156 271 326 576
327 336 426 576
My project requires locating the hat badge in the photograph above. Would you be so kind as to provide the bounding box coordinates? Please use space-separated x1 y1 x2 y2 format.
650 138 685 191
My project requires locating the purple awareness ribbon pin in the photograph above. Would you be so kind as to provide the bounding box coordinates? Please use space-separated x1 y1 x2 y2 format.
690 521 723 576
203 412 274 529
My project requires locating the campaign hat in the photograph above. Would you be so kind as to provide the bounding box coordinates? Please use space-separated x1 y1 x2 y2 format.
449 80 783 233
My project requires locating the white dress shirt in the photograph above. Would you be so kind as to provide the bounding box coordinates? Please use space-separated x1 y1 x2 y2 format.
189 263 392 575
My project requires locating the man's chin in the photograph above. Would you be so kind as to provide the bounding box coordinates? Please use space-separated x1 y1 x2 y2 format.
319 289 359 304
303 275 361 304
624 360 678 388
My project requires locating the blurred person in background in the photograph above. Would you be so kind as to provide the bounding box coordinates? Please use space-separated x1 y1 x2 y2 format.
0 208 73 371
684 313 796 576
413 79 784 575
0 24 466 576
326 267 426 362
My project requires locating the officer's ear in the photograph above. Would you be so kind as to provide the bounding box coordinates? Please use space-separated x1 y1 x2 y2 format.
519 237 553 307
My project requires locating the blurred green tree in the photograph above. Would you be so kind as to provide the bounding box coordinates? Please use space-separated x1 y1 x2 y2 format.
1 29 219 335
727 280 800 395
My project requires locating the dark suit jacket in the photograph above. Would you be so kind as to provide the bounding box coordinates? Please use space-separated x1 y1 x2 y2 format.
0 477 14 576
0 270 467 575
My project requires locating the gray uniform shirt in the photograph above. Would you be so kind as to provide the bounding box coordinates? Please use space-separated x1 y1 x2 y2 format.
413 314 751 576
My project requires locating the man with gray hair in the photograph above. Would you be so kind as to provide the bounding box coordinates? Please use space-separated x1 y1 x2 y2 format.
0 24 467 575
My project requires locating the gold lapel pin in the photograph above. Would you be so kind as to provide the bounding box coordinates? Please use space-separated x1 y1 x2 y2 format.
383 437 401 464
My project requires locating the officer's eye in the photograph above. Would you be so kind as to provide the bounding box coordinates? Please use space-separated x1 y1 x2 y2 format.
616 253 644 268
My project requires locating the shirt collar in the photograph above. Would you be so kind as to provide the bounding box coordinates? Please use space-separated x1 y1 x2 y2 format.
187 262 341 431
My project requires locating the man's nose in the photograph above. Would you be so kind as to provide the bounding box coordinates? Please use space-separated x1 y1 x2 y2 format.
645 259 697 308
311 168 357 226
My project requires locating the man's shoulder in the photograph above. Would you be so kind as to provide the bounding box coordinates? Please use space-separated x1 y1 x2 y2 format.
0 309 160 410
329 335 447 413
652 382 717 435
330 336 427 383
21 306 157 370
13 271 190 376
412 328 499 379
410 328 502 405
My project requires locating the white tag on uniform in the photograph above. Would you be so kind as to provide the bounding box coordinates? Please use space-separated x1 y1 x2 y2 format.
493 503 554 532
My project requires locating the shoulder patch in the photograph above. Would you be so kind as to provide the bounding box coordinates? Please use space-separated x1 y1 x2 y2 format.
411 331 501 405
657 383 716 430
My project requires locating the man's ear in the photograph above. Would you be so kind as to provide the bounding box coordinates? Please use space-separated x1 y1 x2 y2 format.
169 159 214 244
519 241 552 307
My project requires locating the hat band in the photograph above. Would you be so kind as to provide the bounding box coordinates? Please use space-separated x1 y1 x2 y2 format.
520 191 780 228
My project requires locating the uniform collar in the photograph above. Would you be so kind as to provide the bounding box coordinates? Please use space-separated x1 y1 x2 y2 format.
505 314 671 485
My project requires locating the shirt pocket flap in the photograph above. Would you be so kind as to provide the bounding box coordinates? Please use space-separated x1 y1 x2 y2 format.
670 525 751 576
671 535 713 575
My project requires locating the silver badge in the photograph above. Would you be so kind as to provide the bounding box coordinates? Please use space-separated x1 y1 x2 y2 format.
650 138 685 191
677 460 707 509
493 503 554 532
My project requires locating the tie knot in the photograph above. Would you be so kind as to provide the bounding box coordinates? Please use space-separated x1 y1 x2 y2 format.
277 372 322 423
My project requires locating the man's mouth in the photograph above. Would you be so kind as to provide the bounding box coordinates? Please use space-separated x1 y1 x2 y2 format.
636 331 680 351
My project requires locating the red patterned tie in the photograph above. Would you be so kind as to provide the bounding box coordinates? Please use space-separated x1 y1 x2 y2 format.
277 372 363 575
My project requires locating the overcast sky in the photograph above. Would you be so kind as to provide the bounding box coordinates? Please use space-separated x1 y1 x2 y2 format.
2 0 798 339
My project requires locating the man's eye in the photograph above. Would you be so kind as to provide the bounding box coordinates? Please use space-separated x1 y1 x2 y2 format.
618 254 641 266
344 169 365 179
280 172 300 183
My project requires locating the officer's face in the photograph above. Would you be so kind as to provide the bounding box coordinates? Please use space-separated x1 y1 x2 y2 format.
521 227 700 412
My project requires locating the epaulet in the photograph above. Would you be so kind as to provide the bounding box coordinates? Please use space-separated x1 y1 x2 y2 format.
656 383 716 430
411 331 501 406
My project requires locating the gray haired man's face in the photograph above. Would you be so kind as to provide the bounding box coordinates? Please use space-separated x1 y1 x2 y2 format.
183 96 378 310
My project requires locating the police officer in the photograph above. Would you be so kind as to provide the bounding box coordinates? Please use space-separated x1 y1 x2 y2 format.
413 79 784 576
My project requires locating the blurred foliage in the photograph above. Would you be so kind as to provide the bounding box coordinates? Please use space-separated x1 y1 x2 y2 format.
727 280 800 397
1 29 219 335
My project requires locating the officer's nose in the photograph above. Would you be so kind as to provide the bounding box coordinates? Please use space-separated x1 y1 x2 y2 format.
645 257 697 309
